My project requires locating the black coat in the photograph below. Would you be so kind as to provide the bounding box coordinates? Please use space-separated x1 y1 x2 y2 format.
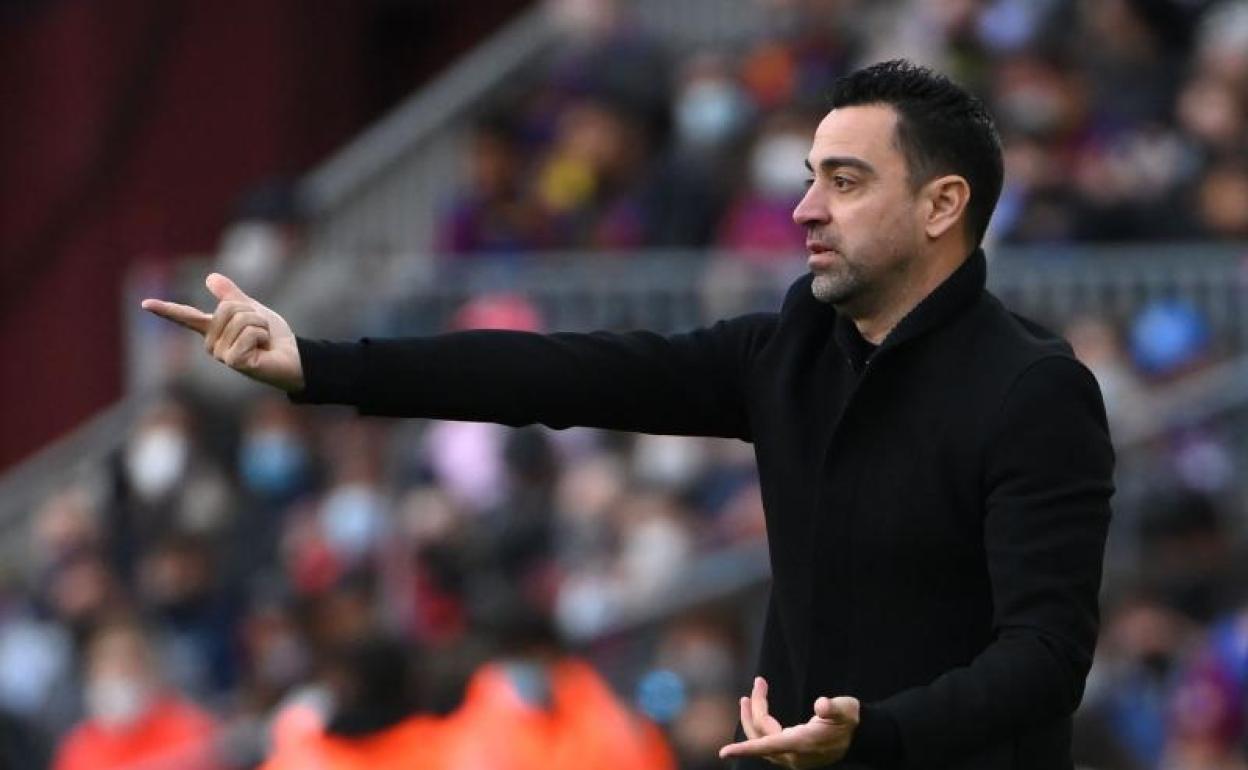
293 249 1114 769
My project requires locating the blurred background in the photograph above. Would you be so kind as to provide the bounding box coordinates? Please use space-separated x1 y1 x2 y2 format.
2 0 1248 768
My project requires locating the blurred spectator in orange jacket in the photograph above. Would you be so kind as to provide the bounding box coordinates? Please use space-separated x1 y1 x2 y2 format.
443 598 674 770
53 620 222 770
261 634 447 770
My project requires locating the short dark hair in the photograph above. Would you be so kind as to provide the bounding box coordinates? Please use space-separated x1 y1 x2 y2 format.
829 59 1003 249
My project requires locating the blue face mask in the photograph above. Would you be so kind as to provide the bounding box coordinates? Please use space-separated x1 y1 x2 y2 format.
501 661 553 709
239 431 307 499
320 485 387 559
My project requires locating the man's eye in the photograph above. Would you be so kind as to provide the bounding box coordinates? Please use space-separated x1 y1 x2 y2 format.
804 178 815 188
833 176 854 190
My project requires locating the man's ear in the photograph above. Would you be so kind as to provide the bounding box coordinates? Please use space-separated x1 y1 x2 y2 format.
921 175 970 241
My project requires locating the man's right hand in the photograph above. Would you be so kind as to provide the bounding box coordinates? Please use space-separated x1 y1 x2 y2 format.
141 273 305 393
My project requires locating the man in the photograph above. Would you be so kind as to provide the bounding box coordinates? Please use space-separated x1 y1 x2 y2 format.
441 598 675 770
261 634 448 770
143 60 1114 769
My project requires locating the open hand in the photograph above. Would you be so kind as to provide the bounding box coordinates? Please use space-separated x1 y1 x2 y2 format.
141 273 304 393
719 677 859 768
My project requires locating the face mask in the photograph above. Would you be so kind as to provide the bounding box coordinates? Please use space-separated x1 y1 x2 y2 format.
635 668 686 723
675 80 749 149
239 431 307 499
750 133 810 199
501 661 552 709
125 428 188 502
217 222 286 294
633 435 706 490
320 485 387 559
85 676 152 729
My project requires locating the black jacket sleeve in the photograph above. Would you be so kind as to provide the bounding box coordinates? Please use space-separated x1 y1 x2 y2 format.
290 313 776 441
852 355 1115 766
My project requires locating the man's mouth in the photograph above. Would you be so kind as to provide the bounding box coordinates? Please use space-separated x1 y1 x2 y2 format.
807 243 839 271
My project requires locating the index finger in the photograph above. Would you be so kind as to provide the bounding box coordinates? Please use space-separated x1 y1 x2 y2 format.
141 299 211 335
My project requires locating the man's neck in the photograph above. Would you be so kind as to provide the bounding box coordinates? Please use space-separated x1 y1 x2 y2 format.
841 244 970 345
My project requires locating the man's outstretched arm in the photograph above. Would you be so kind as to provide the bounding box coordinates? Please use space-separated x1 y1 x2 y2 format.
143 273 774 440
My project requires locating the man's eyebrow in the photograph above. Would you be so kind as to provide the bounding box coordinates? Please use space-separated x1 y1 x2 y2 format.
804 156 876 175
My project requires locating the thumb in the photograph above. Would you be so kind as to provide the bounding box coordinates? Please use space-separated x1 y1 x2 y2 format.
814 697 860 724
205 272 249 302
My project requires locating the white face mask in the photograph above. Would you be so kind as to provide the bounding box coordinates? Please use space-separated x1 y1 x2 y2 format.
750 133 811 199
85 676 152 729
125 428 189 502
217 221 287 293
633 435 706 490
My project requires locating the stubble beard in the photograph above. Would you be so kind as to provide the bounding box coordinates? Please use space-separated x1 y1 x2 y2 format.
810 259 865 305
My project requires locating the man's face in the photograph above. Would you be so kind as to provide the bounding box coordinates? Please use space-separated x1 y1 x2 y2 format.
793 104 925 308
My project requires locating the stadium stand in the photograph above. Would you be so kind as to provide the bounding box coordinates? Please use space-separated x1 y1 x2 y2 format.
2 1 1248 768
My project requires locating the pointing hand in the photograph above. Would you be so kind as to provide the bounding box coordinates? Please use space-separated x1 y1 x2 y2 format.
141 273 304 393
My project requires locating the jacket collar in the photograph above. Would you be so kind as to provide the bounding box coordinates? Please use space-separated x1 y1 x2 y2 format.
833 247 986 360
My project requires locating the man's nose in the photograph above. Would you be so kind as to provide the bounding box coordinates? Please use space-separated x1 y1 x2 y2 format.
792 185 829 228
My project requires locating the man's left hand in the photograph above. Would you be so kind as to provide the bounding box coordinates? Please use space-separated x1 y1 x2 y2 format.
719 677 860 768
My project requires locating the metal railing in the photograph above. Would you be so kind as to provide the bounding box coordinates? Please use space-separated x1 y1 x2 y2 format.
366 244 1248 347
630 0 769 48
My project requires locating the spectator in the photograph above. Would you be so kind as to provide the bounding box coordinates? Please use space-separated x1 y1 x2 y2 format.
645 54 746 247
136 534 239 700
714 112 813 255
261 634 444 770
642 615 747 770
106 399 235 586
53 620 223 770
535 99 651 249
437 119 554 255
1078 596 1197 770
1066 315 1151 436
215 181 308 301
443 598 675 770
1191 158 1248 239
1162 647 1248 770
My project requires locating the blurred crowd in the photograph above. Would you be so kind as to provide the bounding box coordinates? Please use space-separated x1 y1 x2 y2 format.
6 300 1247 770
0 315 765 768
5 0 1248 769
438 0 1248 256
1065 315 1248 770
